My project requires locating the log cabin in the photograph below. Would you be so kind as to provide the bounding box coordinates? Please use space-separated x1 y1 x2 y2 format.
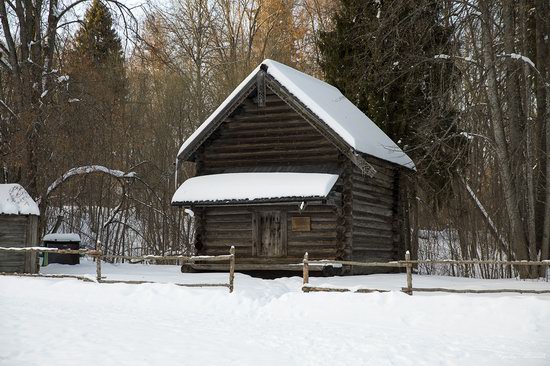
0 184 40 273
172 60 415 274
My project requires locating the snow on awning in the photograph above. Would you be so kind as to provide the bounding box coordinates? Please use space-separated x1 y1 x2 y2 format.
42 233 81 242
172 173 339 205
0 184 40 216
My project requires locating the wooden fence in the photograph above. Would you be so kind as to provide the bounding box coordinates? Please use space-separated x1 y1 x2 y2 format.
302 251 550 295
0 246 236 293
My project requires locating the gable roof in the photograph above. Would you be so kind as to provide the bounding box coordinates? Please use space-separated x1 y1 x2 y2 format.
177 59 415 170
0 184 40 216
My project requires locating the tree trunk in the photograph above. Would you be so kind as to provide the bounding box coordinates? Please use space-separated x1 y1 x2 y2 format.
479 1 530 277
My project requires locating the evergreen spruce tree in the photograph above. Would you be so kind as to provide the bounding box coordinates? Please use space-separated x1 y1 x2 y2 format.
62 0 128 167
70 0 126 98
319 0 465 202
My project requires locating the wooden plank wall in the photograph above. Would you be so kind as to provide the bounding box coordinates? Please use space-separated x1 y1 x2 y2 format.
350 156 401 268
0 215 37 273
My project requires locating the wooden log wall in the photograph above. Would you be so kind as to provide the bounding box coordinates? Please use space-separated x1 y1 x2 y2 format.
286 203 339 259
195 202 341 261
197 89 341 174
350 156 401 266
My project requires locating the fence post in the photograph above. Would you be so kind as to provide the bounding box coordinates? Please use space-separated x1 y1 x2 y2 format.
96 251 102 282
405 251 413 295
229 246 235 293
303 252 309 286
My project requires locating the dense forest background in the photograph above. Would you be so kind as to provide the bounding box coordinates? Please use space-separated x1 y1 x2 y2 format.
1 0 549 278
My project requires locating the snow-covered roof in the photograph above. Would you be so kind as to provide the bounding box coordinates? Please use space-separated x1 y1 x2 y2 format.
172 173 339 205
0 184 40 216
177 59 415 169
42 233 81 243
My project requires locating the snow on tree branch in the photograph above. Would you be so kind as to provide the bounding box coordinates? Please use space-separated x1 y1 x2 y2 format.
41 165 136 203
434 54 476 64
497 53 537 71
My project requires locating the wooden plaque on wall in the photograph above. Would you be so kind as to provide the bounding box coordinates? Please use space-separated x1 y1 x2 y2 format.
291 216 311 232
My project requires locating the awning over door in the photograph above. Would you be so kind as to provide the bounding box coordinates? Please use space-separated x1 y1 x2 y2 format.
172 172 339 206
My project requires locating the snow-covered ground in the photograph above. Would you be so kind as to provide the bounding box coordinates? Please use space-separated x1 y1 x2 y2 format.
1 260 550 366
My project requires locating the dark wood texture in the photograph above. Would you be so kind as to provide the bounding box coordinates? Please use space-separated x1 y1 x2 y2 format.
257 211 285 257
291 216 311 232
196 203 341 260
0 215 38 273
197 89 340 174
349 156 402 273
184 82 409 271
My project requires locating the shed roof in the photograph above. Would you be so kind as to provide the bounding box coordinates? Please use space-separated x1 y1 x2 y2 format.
42 233 81 243
177 59 415 169
0 184 40 216
172 173 339 205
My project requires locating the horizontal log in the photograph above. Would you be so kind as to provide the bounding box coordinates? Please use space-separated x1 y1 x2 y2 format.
354 173 394 188
352 213 393 224
288 248 337 256
307 259 404 267
100 279 230 288
202 247 252 256
223 118 309 130
307 222 337 230
188 261 335 271
201 155 339 167
207 132 326 145
220 125 315 137
0 272 96 282
404 259 550 265
223 111 301 122
288 206 337 214
352 190 395 206
203 146 339 160
100 254 234 262
352 229 394 240
355 160 396 177
353 204 394 217
302 286 391 293
354 195 394 207
406 287 550 294
287 239 336 246
203 240 252 247
353 221 394 232
288 231 337 239
352 183 395 197
207 139 334 153
240 105 296 114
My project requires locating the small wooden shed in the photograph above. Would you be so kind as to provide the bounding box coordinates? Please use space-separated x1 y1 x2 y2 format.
42 233 82 265
172 60 415 274
0 184 40 273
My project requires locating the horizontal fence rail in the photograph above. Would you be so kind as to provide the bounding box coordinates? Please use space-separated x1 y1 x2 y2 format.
0 246 236 293
302 251 550 295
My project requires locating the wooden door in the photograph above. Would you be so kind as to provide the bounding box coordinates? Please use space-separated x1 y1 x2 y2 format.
255 211 286 257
